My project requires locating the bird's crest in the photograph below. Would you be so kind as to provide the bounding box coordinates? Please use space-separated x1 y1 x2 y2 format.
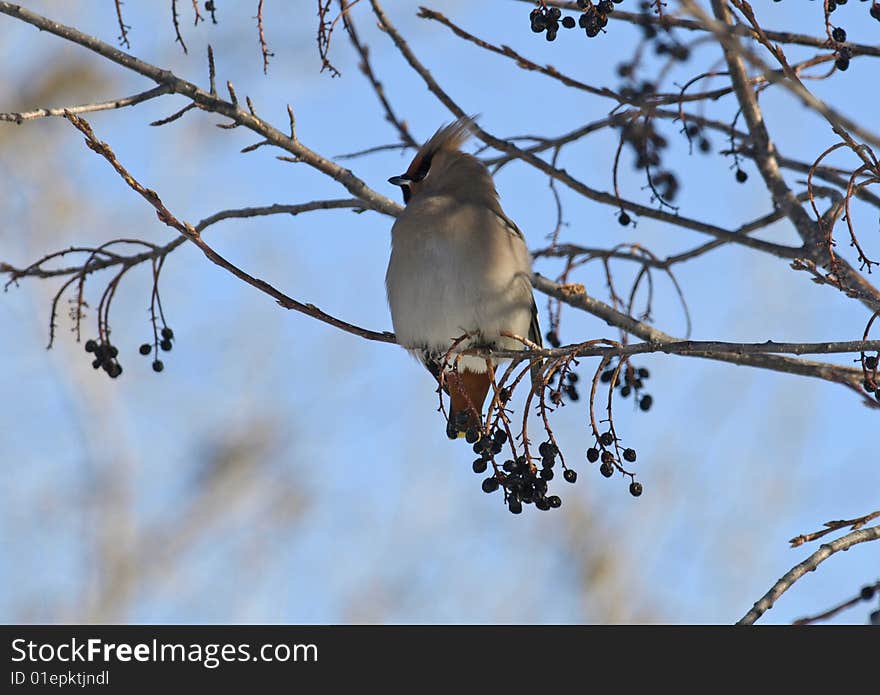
404 115 477 180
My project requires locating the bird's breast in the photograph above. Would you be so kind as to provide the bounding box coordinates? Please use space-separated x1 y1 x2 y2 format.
385 209 533 361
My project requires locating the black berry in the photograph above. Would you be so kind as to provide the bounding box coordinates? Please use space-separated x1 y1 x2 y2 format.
548 495 562 509
735 168 748 183
160 339 173 352
623 448 637 463
586 447 599 463
831 27 846 42
152 360 164 373
599 431 614 446
629 481 643 497
161 327 174 340
561 15 576 29
563 469 577 483
482 476 499 493
84 339 97 353
600 462 614 478
139 343 152 355
618 211 631 226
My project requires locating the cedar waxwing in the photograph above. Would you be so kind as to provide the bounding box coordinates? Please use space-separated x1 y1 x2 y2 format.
385 116 542 438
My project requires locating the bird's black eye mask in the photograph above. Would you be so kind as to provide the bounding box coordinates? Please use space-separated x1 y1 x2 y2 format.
410 152 433 182
391 151 435 204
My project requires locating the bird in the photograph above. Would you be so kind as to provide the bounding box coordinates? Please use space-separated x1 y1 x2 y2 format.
385 116 542 439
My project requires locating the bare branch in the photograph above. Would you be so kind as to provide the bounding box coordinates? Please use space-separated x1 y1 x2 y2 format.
737 524 880 625
789 511 880 548
61 111 395 344
0 86 170 123
0 1 401 219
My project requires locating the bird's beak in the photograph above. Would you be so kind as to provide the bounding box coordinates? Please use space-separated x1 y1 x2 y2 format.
388 175 411 186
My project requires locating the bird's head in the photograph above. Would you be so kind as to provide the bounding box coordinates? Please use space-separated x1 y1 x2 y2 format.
389 115 485 205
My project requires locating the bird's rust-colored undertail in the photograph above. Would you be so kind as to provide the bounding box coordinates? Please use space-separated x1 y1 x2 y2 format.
446 369 492 435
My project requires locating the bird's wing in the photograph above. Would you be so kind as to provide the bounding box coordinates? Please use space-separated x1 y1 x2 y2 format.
528 297 542 348
491 206 526 241
421 350 448 393
489 207 541 348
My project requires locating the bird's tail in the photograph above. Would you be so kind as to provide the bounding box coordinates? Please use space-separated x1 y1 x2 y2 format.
445 369 491 439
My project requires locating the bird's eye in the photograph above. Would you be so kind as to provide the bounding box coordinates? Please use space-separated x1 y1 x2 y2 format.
411 153 433 182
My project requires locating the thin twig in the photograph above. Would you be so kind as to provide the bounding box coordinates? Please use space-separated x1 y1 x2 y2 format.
736 524 880 625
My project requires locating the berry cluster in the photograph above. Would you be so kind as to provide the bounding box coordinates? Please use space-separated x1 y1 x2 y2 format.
861 352 880 404
619 118 680 204
819 0 880 69
559 370 581 403
529 6 564 41
819 0 880 21
577 0 618 38
478 438 569 514
84 338 123 378
464 415 576 513
600 360 654 411
528 1 624 42
684 123 714 156
138 326 175 373
586 431 643 496
548 367 581 405
541 334 583 403
828 20 853 71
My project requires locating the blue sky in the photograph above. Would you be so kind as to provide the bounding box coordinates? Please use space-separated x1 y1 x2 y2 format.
1 1 878 624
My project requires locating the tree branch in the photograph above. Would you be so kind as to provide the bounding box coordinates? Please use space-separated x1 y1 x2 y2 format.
0 85 170 123
61 111 395 344
737 524 880 625
705 0 880 313
0 1 402 219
